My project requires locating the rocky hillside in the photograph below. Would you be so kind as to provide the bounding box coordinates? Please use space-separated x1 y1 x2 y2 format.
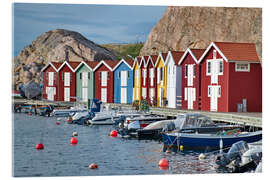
13 29 117 89
140 7 262 60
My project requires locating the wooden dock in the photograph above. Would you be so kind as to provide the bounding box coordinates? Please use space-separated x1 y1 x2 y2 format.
109 103 262 128
13 99 262 128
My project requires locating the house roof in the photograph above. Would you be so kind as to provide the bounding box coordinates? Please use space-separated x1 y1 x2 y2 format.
170 51 185 65
41 61 62 72
214 42 260 62
198 42 260 63
112 59 134 71
149 55 158 65
51 62 62 69
125 59 134 68
104 60 118 69
85 61 100 69
155 52 168 67
68 61 81 70
190 49 205 60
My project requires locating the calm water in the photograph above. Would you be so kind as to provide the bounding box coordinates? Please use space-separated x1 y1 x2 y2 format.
13 113 217 177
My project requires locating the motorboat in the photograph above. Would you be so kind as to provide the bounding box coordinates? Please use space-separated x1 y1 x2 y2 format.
138 113 241 140
124 114 168 129
161 113 261 150
216 140 262 173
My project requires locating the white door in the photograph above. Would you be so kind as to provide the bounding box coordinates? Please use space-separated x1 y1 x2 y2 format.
150 88 155 101
64 72 70 86
64 87 70 101
187 87 195 109
142 88 147 99
48 72 54 86
101 71 107 86
121 71 127 86
210 86 218 111
159 88 164 106
121 87 127 103
101 88 107 103
211 60 219 84
46 87 55 101
187 64 194 86
150 68 154 86
82 72 88 87
168 87 176 108
82 87 88 102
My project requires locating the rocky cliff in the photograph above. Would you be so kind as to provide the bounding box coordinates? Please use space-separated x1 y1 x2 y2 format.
13 29 117 89
140 7 262 60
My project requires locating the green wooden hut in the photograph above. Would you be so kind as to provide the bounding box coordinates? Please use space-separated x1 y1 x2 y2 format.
75 61 99 102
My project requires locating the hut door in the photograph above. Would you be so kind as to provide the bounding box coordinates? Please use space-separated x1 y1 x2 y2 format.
101 88 107 103
82 87 88 102
121 71 127 86
210 86 218 111
187 88 195 109
64 87 70 101
46 87 55 101
121 87 127 103
159 88 164 107
187 65 194 86
150 88 155 101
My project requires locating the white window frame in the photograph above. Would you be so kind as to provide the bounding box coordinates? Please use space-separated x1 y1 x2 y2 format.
235 63 250 72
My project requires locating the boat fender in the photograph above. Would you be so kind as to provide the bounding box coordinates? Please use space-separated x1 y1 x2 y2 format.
110 130 118 137
179 145 184 151
198 153 206 160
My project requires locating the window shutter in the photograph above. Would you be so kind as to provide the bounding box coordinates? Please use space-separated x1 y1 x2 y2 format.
80 73 82 79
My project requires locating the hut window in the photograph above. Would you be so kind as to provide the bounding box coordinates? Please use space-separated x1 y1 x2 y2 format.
99 72 101 80
235 63 250 72
207 61 211 75
107 72 110 80
218 87 221 97
118 71 121 78
208 87 211 97
62 72 64 81
80 73 82 79
127 71 129 78
70 73 72 81
219 61 223 74
193 65 196 77
46 72 48 80
160 67 164 81
185 65 188 77
88 72 90 79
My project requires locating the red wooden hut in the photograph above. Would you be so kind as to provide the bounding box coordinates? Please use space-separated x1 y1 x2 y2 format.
58 61 80 102
178 48 205 110
94 60 118 103
140 56 149 101
41 62 62 101
146 55 158 105
198 42 262 112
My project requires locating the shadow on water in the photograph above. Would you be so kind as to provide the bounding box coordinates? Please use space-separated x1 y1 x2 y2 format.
13 113 218 177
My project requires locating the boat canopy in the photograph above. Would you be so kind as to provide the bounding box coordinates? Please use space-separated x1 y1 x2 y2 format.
177 113 215 130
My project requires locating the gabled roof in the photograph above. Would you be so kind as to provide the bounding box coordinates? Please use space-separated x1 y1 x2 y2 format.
74 60 100 72
133 57 142 69
112 59 133 71
155 52 168 67
147 55 158 67
139 56 149 68
165 51 185 65
94 60 118 71
198 42 260 63
179 48 205 65
41 62 62 72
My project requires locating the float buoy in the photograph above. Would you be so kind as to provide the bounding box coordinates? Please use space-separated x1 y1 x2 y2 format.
56 121 60 125
72 132 78 136
66 116 72 124
158 158 169 169
179 145 184 151
28 112 32 116
198 153 206 160
110 130 118 137
35 143 44 150
70 137 78 145
89 163 98 169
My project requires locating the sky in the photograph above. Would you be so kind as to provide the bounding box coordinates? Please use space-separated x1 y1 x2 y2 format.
12 3 167 57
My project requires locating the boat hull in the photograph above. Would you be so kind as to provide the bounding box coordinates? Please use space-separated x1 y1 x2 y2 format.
162 131 262 150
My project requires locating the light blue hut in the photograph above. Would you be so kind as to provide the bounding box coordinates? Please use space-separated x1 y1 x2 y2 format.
113 59 134 104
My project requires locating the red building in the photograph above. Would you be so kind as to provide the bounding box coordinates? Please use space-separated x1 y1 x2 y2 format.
41 62 62 101
94 60 118 103
58 61 80 102
140 56 149 101
198 42 262 112
146 55 158 105
178 48 205 110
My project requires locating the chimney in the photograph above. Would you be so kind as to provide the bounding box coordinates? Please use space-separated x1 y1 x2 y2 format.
65 48 69 62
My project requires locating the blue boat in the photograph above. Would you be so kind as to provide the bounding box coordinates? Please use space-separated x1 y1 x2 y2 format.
162 131 262 151
161 113 262 151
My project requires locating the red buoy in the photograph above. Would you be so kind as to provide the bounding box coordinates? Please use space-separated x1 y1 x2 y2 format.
35 143 44 150
158 158 169 169
110 130 118 137
56 121 60 125
89 163 98 169
70 137 78 145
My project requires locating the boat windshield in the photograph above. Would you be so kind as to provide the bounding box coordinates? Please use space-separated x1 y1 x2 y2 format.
178 113 214 129
228 141 249 155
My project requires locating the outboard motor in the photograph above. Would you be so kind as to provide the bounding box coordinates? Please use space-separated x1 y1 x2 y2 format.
216 141 249 167
162 122 176 132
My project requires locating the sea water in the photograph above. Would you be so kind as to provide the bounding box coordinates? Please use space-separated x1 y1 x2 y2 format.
13 113 217 177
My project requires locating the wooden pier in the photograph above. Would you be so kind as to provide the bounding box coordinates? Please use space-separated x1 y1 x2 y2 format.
13 99 262 128
109 103 262 128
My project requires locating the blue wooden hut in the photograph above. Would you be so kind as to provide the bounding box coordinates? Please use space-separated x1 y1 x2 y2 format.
113 59 134 104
